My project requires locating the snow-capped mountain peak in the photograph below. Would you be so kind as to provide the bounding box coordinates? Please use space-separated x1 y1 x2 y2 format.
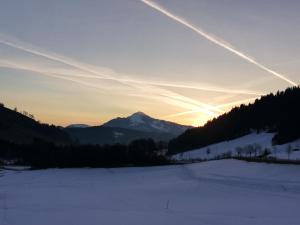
102 112 191 136
130 111 148 117
129 112 147 126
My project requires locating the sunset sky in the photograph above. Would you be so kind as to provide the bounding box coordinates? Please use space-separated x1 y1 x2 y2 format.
0 0 299 126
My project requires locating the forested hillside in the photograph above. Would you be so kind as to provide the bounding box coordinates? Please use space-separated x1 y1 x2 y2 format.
168 86 300 154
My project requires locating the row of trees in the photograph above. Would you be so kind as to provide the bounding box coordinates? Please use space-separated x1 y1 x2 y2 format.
177 144 299 163
0 138 169 168
234 144 297 160
235 144 265 158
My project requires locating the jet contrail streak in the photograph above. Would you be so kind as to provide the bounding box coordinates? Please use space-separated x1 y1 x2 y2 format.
0 61 108 93
0 34 138 90
141 0 298 86
130 93 218 116
0 34 263 96
128 82 221 115
164 97 257 118
0 60 222 115
159 93 224 114
33 73 262 96
26 71 262 95
0 36 109 79
121 79 263 96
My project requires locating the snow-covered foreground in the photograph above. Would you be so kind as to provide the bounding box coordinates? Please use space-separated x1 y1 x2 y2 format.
1 160 300 225
172 132 300 161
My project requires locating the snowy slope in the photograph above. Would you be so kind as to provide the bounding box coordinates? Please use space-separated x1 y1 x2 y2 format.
172 132 300 161
1 160 300 225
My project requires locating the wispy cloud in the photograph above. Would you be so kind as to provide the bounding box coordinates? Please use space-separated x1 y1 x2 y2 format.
0 34 262 96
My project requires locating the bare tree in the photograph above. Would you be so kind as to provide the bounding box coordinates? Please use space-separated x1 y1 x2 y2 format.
245 145 255 158
165 200 170 210
286 145 293 160
206 148 211 156
263 148 271 157
235 147 243 157
272 146 277 158
253 143 262 157
22 111 29 117
28 114 35 120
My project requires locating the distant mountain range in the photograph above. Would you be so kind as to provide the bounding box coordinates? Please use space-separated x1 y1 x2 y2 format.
65 112 191 145
102 112 190 136
66 124 90 129
0 104 190 146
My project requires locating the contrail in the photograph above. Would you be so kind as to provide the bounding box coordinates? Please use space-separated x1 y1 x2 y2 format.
121 79 263 96
0 34 137 90
0 34 262 96
51 75 262 96
0 60 106 93
164 97 257 119
129 93 219 116
159 92 224 114
0 35 111 79
0 59 222 116
125 81 222 115
140 0 298 86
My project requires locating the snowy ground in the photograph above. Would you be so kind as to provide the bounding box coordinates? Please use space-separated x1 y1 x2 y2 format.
172 132 300 161
1 160 300 225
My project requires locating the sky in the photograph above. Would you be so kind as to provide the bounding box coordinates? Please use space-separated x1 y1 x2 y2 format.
0 0 299 126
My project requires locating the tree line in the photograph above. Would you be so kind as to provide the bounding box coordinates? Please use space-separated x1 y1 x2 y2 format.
0 138 169 168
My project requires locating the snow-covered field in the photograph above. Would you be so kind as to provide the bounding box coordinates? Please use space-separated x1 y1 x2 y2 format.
172 132 300 161
1 160 300 225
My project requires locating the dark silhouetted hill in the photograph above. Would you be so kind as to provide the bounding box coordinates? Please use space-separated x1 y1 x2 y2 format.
0 105 71 144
